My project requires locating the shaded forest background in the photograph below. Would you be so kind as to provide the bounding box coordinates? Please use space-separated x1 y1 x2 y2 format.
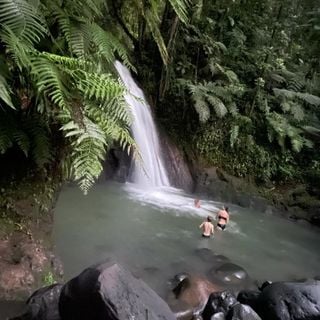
0 0 319 209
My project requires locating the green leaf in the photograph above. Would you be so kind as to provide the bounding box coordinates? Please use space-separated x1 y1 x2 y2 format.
0 75 15 109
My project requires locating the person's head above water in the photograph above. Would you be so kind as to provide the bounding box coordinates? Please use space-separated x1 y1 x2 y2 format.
207 216 213 222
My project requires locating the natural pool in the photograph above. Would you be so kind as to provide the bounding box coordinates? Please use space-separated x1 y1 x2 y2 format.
53 182 320 297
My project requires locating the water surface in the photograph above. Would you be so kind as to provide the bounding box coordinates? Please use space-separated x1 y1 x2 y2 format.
53 182 320 296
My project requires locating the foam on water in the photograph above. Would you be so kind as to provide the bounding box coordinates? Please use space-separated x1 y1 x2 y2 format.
124 182 221 218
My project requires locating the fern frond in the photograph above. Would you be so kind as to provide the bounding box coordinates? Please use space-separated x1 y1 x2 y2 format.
30 55 69 111
89 23 135 71
13 129 30 156
85 106 134 150
0 0 47 45
267 112 311 152
193 93 210 122
98 97 132 125
0 75 15 109
1 27 33 69
269 72 286 85
296 93 320 106
0 117 13 153
206 95 228 118
273 88 320 106
77 72 125 104
230 125 239 148
290 103 305 121
62 117 106 194
24 115 52 167
69 20 92 58
288 77 305 92
38 52 93 72
229 102 239 116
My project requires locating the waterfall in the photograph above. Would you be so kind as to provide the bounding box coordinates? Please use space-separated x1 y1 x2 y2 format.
114 61 170 188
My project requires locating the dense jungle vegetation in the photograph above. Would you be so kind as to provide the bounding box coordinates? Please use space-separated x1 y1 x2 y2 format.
0 0 319 199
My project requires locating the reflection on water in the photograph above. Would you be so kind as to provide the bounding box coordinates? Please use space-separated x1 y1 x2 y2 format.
53 182 320 296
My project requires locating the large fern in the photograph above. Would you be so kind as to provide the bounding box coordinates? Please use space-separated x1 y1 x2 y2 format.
0 0 137 193
0 0 47 45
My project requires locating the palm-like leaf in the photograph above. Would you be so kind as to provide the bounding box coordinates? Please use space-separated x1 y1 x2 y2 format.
168 0 191 24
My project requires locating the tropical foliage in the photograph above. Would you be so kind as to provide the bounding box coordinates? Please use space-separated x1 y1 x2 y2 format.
0 0 192 193
0 0 319 194
0 0 137 193
137 0 320 185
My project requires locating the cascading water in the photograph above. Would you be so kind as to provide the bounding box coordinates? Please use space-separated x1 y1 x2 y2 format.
115 61 170 188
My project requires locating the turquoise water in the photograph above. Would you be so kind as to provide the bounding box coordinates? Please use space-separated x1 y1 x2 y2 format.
53 182 320 296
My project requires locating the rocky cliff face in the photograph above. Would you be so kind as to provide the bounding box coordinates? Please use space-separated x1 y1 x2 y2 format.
159 130 194 192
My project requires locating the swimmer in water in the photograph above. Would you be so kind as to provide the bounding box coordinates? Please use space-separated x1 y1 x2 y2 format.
194 199 201 208
217 206 229 230
199 216 214 238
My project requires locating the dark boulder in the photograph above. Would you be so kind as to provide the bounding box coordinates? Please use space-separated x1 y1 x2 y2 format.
201 291 238 320
258 280 272 291
226 303 262 320
59 261 176 320
10 284 63 320
237 290 260 311
257 280 320 320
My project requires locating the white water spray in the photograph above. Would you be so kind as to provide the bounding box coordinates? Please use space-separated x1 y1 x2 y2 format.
115 61 170 188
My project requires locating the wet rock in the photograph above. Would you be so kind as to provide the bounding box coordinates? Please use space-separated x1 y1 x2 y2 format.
211 312 225 320
102 148 131 183
59 261 176 320
169 274 221 310
257 280 320 320
201 291 238 320
258 280 272 291
237 290 260 311
171 273 190 297
10 284 63 320
209 263 248 285
169 299 194 320
159 131 194 192
226 303 261 320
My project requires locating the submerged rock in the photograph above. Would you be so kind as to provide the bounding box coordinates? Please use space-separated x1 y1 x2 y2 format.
209 263 249 285
194 248 229 265
170 274 221 308
59 261 176 320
